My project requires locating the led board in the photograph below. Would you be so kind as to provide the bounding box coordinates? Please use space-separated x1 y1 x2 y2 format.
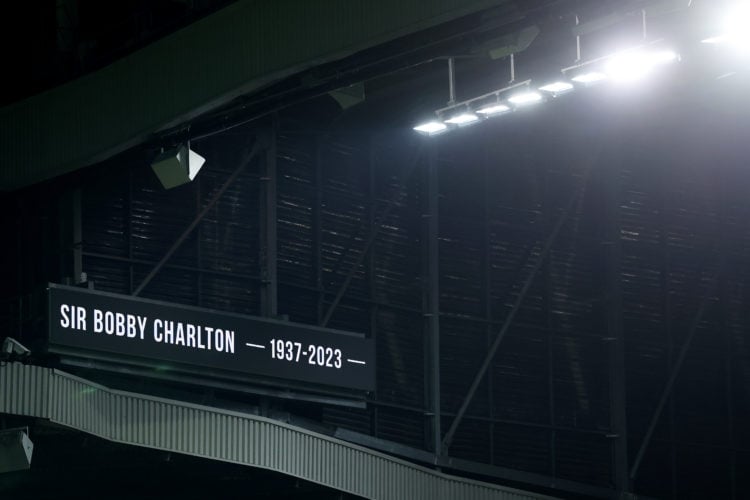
47 284 375 392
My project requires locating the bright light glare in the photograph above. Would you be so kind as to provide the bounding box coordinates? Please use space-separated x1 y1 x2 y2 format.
702 14 750 52
476 103 511 116
652 50 678 64
508 92 543 105
444 113 479 125
539 82 574 94
571 72 607 84
413 121 447 134
702 35 730 44
712 3 750 50
604 50 678 83
702 32 750 51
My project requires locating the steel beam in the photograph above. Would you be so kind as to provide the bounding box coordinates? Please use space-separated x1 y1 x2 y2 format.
368 136 378 340
260 120 278 317
320 141 423 327
424 140 441 457
660 168 678 499
629 263 722 481
57 188 82 284
441 172 588 453
603 151 629 494
718 190 737 500
541 170 557 478
195 171 203 307
314 135 324 324
367 137 380 438
482 141 495 465
127 169 134 293
132 137 260 296
72 189 82 282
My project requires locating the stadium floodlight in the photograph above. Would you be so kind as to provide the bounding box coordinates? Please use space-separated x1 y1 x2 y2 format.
702 35 730 44
508 91 543 106
539 81 574 94
604 49 678 83
702 32 750 51
476 103 511 116
413 121 448 135
444 112 480 125
571 71 608 84
702 3 750 51
651 50 679 64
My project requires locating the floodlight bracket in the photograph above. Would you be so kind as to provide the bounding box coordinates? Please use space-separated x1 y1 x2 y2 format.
447 57 456 106
561 38 667 74
435 79 530 115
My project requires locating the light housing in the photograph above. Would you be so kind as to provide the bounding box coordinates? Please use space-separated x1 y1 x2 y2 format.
413 121 448 135
702 35 730 44
702 3 750 51
571 71 608 84
604 49 678 83
702 33 750 51
444 112 480 125
476 103 511 116
508 91 543 106
539 81 574 94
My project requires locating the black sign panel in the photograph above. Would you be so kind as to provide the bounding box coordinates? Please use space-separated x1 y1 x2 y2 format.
47 284 375 392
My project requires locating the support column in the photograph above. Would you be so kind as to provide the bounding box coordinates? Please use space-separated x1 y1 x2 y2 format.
368 137 378 340
424 141 441 458
719 188 736 500
368 137 380 438
127 168 134 293
313 135 324 324
603 154 629 496
543 173 557 478
58 188 82 284
482 143 494 465
660 173 677 499
260 118 278 318
195 173 203 307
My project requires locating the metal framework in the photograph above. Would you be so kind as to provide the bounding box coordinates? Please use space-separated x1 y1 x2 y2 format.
4 90 748 499
0 362 556 500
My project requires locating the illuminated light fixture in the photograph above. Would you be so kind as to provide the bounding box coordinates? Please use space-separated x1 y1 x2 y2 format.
508 91 543 106
651 50 679 64
702 35 730 44
702 32 750 51
444 112 480 125
539 81 574 94
571 72 608 84
702 2 750 51
413 121 448 135
604 49 678 83
476 103 511 116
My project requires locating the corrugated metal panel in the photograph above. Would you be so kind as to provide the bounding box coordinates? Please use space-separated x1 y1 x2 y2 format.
0 362 49 417
0 363 556 500
0 0 509 191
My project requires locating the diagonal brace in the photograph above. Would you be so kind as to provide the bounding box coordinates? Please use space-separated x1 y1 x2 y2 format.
441 169 589 454
320 141 424 327
132 138 260 296
629 261 723 480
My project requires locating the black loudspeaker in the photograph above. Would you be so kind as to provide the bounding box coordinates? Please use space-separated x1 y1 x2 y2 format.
0 428 33 473
151 145 206 189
